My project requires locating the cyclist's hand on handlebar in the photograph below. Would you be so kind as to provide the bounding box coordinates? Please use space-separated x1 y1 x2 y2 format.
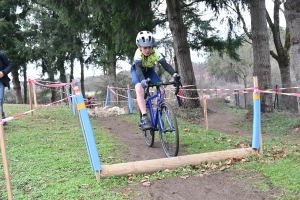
173 72 181 83
173 72 182 95
141 79 149 89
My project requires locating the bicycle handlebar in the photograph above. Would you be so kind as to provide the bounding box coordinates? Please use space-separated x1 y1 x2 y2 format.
144 78 182 99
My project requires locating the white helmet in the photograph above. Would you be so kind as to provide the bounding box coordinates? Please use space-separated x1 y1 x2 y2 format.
136 31 155 47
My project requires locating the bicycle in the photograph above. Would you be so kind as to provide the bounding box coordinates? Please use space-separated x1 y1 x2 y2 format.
139 78 181 157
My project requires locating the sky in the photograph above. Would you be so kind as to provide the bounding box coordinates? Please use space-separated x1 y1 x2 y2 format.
26 0 284 81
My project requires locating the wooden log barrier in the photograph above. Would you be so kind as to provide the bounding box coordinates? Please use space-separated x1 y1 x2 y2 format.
100 147 256 178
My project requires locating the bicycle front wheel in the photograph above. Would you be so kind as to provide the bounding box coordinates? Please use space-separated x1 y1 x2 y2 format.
159 102 179 157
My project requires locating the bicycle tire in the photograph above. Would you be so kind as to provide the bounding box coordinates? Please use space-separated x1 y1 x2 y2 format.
159 102 179 157
139 107 155 147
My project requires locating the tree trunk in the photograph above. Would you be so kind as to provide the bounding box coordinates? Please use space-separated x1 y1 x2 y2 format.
284 0 300 114
108 53 117 106
79 56 86 97
11 67 23 104
267 0 296 111
166 0 200 109
69 57 74 83
250 0 273 112
49 71 56 102
58 58 67 83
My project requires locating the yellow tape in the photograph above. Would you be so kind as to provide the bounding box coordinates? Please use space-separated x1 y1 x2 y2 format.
253 93 260 100
77 102 86 110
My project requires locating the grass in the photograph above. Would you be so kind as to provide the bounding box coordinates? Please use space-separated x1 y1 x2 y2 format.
0 103 299 199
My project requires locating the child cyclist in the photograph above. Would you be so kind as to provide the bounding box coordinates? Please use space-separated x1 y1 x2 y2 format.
131 30 181 130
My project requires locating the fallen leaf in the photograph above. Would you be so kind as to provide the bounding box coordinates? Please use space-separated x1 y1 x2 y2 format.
226 158 232 165
220 166 226 171
191 164 199 169
140 179 148 183
211 164 217 169
142 181 151 187
180 175 189 179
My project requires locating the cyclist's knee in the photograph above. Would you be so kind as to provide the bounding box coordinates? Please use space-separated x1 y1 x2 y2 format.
135 83 144 94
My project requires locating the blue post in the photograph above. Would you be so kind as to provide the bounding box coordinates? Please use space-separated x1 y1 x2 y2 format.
127 85 133 113
75 94 102 173
105 86 110 107
252 91 261 149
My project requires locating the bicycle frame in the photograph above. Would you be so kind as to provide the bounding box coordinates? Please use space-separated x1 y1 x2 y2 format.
146 86 165 132
142 79 181 157
146 88 163 131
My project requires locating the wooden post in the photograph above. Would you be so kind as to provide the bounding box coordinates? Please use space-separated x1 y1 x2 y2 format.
60 87 63 104
28 81 33 116
0 115 13 200
33 82 38 108
203 95 208 131
95 171 100 182
116 89 119 105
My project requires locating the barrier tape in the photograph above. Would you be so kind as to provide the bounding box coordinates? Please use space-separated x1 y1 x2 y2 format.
105 83 300 104
28 78 75 88
0 95 74 125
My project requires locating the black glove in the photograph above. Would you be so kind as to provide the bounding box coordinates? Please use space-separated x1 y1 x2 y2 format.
173 73 181 83
141 79 148 89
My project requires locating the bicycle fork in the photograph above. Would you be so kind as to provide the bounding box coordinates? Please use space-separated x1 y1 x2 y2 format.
158 106 175 133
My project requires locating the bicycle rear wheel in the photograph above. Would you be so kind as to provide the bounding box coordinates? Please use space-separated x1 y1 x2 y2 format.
139 107 155 147
159 102 179 157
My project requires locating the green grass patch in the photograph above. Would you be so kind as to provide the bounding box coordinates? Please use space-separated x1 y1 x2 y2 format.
232 109 300 138
1 104 127 199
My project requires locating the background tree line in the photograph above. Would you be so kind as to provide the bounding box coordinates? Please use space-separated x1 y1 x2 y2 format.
1 0 300 113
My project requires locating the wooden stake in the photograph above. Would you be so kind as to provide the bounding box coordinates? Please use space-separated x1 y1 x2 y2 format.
95 171 100 183
28 82 33 116
203 96 208 131
33 83 37 108
0 115 13 200
116 89 119 105
60 87 63 104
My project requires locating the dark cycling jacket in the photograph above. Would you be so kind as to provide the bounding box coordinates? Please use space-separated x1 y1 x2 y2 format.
0 52 13 89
